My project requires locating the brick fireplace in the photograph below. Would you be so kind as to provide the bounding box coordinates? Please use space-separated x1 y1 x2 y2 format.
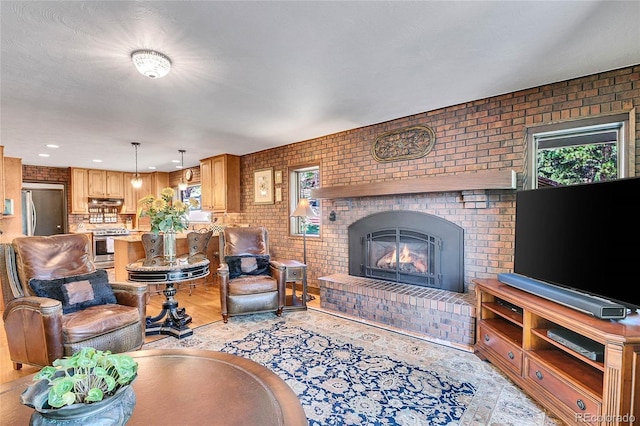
315 171 517 350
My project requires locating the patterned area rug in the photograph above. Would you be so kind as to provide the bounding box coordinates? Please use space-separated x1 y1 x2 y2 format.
143 309 561 425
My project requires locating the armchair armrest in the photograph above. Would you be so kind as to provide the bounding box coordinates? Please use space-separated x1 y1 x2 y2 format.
109 280 147 320
3 296 64 368
269 262 287 310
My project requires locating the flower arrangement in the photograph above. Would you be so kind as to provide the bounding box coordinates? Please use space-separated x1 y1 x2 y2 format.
30 347 138 408
138 187 199 234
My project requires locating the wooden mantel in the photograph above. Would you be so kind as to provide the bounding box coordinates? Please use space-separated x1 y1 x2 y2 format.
310 169 516 199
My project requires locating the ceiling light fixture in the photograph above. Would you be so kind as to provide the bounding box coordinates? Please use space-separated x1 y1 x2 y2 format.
131 50 171 79
178 149 188 191
131 142 143 189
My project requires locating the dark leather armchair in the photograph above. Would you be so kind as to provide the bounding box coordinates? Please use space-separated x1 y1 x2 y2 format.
217 227 286 323
1 233 147 370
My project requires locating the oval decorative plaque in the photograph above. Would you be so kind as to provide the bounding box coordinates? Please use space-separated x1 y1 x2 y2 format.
371 125 436 162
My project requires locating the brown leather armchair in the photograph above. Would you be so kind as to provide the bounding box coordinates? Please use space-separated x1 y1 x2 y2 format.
1 233 147 370
218 227 286 323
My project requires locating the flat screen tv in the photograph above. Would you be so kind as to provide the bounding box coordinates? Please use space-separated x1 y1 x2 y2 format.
513 176 640 313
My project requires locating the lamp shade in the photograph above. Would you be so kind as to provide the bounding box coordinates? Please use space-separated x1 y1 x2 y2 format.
291 199 316 218
131 50 171 79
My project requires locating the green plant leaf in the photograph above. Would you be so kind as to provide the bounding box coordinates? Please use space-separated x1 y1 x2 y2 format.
51 377 74 395
85 388 104 403
92 366 108 378
61 391 77 406
104 375 116 392
33 366 57 381
47 389 67 408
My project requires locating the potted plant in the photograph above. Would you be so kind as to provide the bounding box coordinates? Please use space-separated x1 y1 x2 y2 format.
138 187 199 262
21 347 138 424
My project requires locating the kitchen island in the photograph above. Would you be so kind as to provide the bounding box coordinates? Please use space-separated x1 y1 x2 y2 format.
113 232 220 289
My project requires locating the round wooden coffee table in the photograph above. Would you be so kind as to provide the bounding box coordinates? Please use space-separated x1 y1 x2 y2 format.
0 349 308 425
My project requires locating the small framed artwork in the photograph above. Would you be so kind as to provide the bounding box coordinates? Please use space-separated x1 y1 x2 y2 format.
254 168 274 204
3 199 14 215
275 187 282 202
274 170 283 184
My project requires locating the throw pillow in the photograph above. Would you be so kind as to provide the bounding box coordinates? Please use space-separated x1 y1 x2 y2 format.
29 277 66 304
29 270 116 314
225 255 270 279
61 270 117 313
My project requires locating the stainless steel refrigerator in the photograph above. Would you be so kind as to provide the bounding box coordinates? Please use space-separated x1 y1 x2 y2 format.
21 184 68 236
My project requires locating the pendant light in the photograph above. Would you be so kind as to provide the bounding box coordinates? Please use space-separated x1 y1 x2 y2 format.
131 142 143 188
178 149 188 191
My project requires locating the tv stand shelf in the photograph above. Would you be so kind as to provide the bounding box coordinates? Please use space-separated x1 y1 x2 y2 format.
474 278 640 426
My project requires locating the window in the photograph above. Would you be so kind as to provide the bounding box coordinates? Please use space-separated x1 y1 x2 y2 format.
524 112 634 189
290 165 320 236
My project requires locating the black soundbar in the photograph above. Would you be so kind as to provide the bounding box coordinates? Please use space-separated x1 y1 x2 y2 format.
497 273 627 320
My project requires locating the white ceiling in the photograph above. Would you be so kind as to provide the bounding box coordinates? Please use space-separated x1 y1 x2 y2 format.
2 1 639 173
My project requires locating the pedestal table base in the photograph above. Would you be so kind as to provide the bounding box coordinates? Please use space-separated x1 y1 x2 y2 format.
145 282 193 338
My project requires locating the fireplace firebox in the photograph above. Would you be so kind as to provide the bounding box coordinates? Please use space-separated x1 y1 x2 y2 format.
348 211 464 292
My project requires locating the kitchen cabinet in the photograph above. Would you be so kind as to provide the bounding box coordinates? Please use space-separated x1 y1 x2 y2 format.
122 173 139 214
474 278 640 425
88 170 124 198
200 154 240 212
70 168 89 214
148 172 168 197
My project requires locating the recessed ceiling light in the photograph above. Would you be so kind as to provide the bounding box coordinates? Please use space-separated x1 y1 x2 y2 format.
176 165 183 169
46 144 59 148
93 159 102 163
38 153 50 157
148 166 156 170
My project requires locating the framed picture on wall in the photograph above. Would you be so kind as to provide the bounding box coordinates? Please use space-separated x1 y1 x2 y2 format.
254 168 274 204
274 170 283 184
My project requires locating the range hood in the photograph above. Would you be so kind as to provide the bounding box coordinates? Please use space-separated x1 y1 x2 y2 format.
88 198 124 207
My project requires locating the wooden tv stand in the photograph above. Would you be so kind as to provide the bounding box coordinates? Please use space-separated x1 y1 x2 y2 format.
474 278 640 425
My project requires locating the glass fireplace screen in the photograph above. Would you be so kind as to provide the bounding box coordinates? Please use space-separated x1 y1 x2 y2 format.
365 229 440 287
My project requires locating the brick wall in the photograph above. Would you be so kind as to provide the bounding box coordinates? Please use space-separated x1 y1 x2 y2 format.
236 65 640 293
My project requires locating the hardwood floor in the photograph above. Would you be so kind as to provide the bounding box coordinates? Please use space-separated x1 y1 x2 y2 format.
1 280 319 385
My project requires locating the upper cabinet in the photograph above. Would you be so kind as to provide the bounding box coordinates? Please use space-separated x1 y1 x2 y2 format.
70 168 89 214
122 173 139 214
87 170 124 198
200 154 240 213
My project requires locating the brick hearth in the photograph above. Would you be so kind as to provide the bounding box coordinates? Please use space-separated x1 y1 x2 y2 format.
319 273 476 350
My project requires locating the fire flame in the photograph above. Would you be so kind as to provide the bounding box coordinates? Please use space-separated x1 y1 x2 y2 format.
376 244 428 273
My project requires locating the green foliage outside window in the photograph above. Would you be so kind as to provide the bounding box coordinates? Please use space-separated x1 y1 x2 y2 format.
537 143 617 186
296 169 320 236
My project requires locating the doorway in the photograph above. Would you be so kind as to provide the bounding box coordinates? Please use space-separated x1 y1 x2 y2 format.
21 183 68 236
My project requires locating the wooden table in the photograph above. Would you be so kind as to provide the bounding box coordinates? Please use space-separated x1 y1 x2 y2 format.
279 260 309 310
0 349 308 425
126 258 210 338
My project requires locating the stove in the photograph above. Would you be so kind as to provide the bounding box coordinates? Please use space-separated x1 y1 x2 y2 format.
92 228 130 236
92 228 129 269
